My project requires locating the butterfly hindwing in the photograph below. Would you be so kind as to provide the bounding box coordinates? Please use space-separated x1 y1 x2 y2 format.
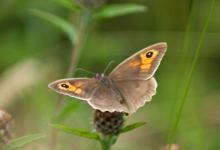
88 84 130 113
87 77 157 114
112 78 157 113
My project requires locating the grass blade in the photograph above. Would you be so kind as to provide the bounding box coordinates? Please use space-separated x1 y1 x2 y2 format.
51 124 100 141
55 0 81 12
94 3 147 20
30 9 76 44
120 122 146 134
168 0 216 144
3 134 46 150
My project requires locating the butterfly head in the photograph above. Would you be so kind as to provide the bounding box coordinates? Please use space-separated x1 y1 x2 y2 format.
95 73 105 80
95 73 112 87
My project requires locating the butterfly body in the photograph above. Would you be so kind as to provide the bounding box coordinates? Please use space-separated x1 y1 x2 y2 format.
96 73 113 88
91 73 127 107
49 43 167 114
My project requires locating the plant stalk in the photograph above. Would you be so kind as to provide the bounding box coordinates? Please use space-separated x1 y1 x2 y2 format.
167 0 195 144
49 8 92 150
100 135 113 150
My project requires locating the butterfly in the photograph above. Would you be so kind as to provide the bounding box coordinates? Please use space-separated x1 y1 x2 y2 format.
48 42 167 114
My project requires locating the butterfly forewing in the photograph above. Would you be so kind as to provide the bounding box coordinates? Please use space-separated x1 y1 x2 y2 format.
48 78 99 100
109 42 167 81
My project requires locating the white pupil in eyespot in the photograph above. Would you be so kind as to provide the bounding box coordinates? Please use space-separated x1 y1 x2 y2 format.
61 84 69 88
146 52 153 58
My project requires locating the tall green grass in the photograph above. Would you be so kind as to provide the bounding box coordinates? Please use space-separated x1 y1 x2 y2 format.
168 0 216 147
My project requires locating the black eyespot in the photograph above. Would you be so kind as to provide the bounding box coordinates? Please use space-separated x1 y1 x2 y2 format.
61 83 69 88
146 51 153 58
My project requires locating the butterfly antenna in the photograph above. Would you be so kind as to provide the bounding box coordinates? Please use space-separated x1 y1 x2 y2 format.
75 68 96 76
103 60 115 75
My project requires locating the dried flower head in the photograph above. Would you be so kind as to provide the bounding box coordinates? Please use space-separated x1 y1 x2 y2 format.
94 110 124 135
76 0 106 8
0 109 13 146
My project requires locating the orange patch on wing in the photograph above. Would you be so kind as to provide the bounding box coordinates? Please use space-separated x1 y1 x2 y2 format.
140 64 151 70
69 85 76 92
129 61 140 67
75 88 82 94
139 49 159 71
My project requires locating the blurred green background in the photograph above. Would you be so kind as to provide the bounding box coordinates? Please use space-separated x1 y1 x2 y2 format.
0 0 219 149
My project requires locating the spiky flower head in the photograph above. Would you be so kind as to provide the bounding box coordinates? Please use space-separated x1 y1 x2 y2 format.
94 110 124 135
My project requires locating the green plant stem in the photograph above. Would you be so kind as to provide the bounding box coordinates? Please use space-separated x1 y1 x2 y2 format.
49 8 92 150
167 0 195 144
67 8 92 77
100 135 113 150
168 0 216 146
55 8 92 110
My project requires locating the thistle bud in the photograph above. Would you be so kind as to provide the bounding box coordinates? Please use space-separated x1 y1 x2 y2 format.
94 110 124 135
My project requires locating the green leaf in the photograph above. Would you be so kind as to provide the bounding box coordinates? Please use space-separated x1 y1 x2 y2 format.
30 9 77 44
51 124 100 141
56 101 80 121
2 134 46 150
55 0 81 12
120 122 146 134
93 3 147 20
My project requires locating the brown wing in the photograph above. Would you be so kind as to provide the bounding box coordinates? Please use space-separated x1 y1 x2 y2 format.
87 78 157 114
109 42 167 81
88 84 130 113
112 78 157 113
48 78 99 100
